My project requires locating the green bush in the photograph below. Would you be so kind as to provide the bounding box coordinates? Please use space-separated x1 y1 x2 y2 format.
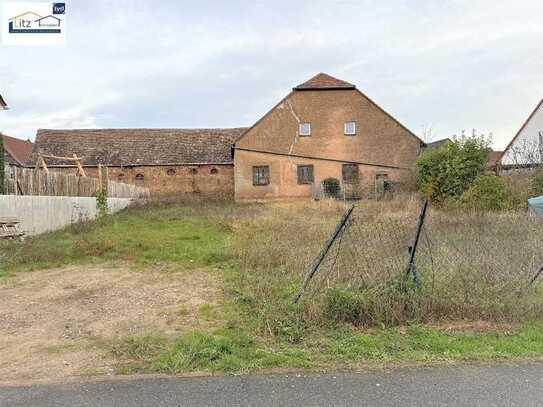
417 136 491 203
530 170 543 197
461 173 512 210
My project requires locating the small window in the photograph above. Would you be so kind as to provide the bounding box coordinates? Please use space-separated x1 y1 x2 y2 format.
252 165 270 186
166 168 176 176
299 123 311 136
135 173 144 181
210 168 218 175
297 165 314 185
118 173 125 180
344 121 356 135
342 164 359 183
190 168 198 175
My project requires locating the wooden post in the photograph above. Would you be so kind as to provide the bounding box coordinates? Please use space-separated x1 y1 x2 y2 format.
98 163 103 194
74 154 86 177
39 154 49 175
104 166 109 196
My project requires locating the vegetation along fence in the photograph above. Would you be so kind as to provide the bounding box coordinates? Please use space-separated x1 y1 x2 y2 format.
4 167 149 199
295 200 543 325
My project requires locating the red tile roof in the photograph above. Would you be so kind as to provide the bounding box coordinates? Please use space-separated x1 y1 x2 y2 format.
294 73 356 90
33 128 248 166
488 150 503 168
2 134 34 166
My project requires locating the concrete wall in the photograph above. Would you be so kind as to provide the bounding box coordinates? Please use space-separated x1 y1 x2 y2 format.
235 88 422 200
0 195 133 235
49 164 234 197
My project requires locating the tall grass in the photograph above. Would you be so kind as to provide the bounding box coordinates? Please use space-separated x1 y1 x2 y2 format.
231 198 543 336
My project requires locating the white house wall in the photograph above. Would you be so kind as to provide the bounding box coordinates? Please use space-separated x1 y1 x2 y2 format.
502 102 543 166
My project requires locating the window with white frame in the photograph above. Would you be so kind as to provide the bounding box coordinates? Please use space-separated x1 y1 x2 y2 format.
299 122 311 136
344 121 356 135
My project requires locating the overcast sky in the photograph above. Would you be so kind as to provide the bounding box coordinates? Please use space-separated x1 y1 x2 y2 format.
1 0 542 149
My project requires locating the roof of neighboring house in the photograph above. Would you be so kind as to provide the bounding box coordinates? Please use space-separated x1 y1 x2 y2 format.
488 150 503 168
33 128 248 166
2 134 34 166
0 94 7 109
426 138 452 149
294 73 356 90
499 98 543 164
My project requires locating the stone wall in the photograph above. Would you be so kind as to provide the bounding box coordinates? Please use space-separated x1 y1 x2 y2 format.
234 149 410 200
48 164 235 197
235 88 422 200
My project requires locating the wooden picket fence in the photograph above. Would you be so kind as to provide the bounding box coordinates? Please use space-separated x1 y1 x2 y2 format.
4 166 149 199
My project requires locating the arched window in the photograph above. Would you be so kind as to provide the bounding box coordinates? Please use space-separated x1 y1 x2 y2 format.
166 168 176 176
135 173 144 181
118 173 125 180
190 168 198 175
210 168 218 175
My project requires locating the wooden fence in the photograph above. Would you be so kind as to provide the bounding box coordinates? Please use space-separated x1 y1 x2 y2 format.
4 166 149 199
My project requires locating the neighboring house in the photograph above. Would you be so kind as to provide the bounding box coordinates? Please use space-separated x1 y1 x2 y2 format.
3 134 34 184
487 150 503 170
500 99 543 168
32 128 247 195
3 134 34 167
426 137 501 170
234 73 425 200
425 138 452 149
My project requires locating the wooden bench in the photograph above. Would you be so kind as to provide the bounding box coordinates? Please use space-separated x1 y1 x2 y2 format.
0 217 25 240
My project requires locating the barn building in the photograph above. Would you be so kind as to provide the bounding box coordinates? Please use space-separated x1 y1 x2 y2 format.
32 128 247 196
234 73 424 200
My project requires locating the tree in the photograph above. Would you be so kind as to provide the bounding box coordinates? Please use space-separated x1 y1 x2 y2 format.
0 133 4 194
416 135 491 203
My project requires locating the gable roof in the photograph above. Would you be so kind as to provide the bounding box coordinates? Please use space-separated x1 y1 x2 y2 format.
0 94 7 109
236 73 424 147
33 128 248 166
499 98 543 164
2 134 34 166
294 73 356 90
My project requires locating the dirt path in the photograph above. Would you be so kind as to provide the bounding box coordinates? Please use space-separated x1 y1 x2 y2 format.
0 264 222 385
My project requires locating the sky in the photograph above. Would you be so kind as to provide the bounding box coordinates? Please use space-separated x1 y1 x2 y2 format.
1 0 542 149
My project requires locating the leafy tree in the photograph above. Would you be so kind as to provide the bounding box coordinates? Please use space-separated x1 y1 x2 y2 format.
461 173 511 210
416 135 491 203
0 134 4 194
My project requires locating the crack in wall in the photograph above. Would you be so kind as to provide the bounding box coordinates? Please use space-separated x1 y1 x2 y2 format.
286 100 301 156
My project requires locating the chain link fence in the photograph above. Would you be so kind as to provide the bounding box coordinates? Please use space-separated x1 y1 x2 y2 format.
295 201 543 324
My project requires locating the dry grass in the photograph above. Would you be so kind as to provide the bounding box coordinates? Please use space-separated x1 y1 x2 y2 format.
231 197 543 336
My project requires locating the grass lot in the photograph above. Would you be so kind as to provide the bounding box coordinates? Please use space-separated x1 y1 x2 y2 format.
1 197 543 376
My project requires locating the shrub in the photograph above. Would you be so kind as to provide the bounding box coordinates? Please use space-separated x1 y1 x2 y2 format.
461 173 512 210
417 136 491 203
530 170 543 197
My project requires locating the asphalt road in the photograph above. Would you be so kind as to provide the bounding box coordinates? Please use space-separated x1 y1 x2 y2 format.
2 363 543 406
